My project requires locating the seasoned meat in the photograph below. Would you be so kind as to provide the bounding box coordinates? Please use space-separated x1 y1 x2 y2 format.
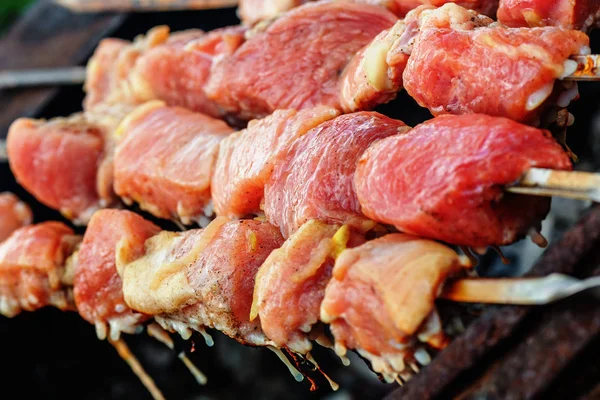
205 1 398 120
498 0 600 31
114 102 233 224
339 7 423 112
74 210 160 340
403 3 590 123
264 111 409 237
84 26 171 109
120 217 284 345
355 114 572 247
0 193 32 243
0 222 80 318
128 27 245 117
6 105 131 224
212 106 339 218
321 233 467 380
252 221 364 353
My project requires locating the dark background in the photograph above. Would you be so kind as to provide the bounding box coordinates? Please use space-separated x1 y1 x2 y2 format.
0 3 599 399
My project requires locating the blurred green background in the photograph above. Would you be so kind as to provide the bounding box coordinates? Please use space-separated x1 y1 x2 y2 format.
1 0 35 33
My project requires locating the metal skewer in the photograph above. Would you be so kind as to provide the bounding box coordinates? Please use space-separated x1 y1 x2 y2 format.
441 273 600 305
0 67 87 90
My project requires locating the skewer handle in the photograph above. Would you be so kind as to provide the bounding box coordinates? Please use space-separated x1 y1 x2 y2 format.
54 0 239 12
506 168 600 203
0 67 87 90
440 273 600 305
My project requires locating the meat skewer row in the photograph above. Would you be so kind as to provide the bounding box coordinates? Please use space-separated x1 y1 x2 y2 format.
3 208 599 388
54 0 240 12
8 97 596 249
78 2 596 126
238 0 600 32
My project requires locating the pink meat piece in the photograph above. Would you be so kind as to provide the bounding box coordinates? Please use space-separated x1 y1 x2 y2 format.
128 27 246 117
205 1 398 120
212 106 339 218
114 102 234 224
0 222 80 317
74 210 160 340
7 105 132 224
264 111 409 237
355 114 573 247
498 0 600 31
403 4 590 123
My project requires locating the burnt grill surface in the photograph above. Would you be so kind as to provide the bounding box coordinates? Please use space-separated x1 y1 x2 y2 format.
1 1 600 399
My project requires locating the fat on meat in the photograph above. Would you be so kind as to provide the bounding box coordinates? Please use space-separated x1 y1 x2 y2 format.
320 233 468 380
212 106 339 218
252 221 365 354
355 114 572 248
74 210 161 340
403 3 590 123
339 7 425 112
114 102 234 225
264 111 409 238
84 26 171 110
119 217 284 345
237 0 498 26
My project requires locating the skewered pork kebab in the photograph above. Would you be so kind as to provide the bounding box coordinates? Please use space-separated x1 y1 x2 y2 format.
80 1 592 127
3 206 598 388
8 101 581 250
239 0 600 32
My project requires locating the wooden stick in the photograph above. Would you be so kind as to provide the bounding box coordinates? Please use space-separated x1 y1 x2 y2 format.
0 67 86 90
440 273 600 305
146 323 208 385
563 55 600 81
54 0 239 12
506 168 600 203
109 338 166 400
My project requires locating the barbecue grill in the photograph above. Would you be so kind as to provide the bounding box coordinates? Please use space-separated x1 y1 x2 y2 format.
1 1 600 399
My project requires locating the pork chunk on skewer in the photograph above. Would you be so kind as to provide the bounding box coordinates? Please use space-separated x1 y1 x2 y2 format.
320 233 470 382
403 3 590 124
7 104 131 224
205 1 398 120
251 221 366 354
85 26 245 117
497 0 600 31
114 102 234 225
0 193 32 243
119 217 284 345
74 210 161 340
0 222 80 318
264 111 409 238
212 106 339 218
355 114 572 248
238 0 498 26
